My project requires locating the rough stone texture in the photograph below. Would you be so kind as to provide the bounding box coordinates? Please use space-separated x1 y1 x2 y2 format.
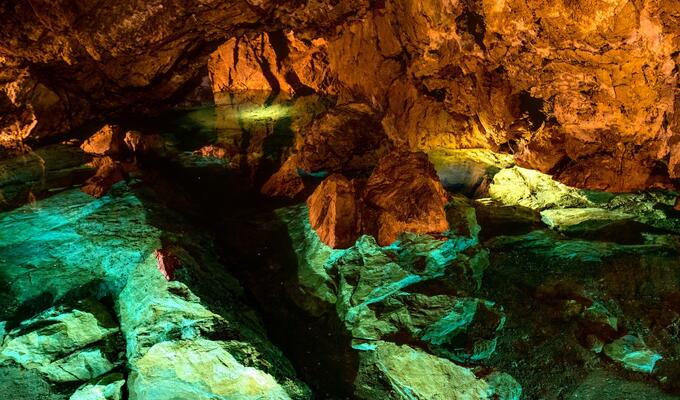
296 103 389 174
306 174 359 249
2 0 679 191
0 299 121 384
80 125 126 156
363 151 450 246
205 0 680 192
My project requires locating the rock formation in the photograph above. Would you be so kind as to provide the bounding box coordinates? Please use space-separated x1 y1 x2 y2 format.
306 151 450 248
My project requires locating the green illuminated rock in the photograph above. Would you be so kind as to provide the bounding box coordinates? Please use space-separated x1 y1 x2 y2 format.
489 166 592 210
119 250 310 400
540 208 634 233
130 340 292 400
354 341 520 400
0 298 121 383
70 373 125 400
604 335 662 374
0 185 310 399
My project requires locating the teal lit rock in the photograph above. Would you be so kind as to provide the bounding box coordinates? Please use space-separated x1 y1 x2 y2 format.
118 251 310 400
484 372 522 400
1 184 310 399
280 203 505 364
604 335 662 374
70 373 125 400
0 298 120 383
354 341 489 400
354 341 520 400
0 184 162 319
488 230 676 263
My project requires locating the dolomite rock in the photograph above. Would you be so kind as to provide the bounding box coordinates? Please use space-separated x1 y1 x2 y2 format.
363 151 450 246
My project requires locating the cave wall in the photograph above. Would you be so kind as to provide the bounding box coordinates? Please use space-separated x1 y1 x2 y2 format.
2 0 680 191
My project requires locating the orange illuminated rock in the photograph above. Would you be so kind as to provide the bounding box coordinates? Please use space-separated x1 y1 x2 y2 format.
307 174 360 249
81 125 126 156
297 103 389 174
363 151 450 246
261 155 306 199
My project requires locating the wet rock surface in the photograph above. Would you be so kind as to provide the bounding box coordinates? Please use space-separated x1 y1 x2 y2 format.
4 104 680 399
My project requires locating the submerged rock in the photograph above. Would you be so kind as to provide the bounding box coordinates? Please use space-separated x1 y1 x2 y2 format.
540 208 634 234
0 144 94 210
604 335 662 374
80 157 127 198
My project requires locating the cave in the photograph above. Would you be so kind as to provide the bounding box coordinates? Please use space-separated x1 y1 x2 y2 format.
1 1 680 399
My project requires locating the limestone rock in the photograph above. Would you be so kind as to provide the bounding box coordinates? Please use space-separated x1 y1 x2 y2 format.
118 252 310 400
306 174 360 249
80 125 126 156
354 341 517 400
363 151 450 245
130 339 294 400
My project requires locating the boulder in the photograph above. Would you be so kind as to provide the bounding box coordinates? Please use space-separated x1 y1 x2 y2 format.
0 298 121 383
297 103 390 174
354 341 519 400
80 125 126 156
363 151 450 246
489 166 593 210
306 174 360 249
